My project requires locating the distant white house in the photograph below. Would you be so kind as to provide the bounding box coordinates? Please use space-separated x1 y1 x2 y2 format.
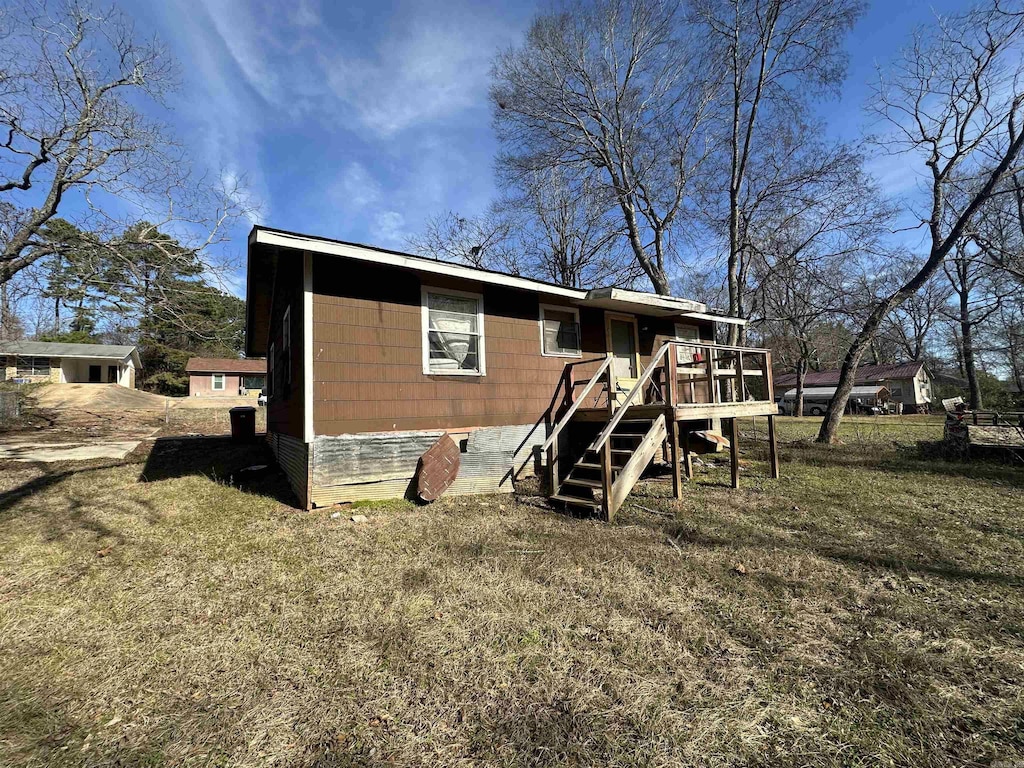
0 341 140 388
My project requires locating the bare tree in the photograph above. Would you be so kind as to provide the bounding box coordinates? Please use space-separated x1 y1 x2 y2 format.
749 142 887 415
817 1 1024 442
942 242 1012 409
492 0 718 294
878 268 951 363
499 167 640 288
991 300 1024 393
692 0 865 343
407 211 519 273
0 1 252 293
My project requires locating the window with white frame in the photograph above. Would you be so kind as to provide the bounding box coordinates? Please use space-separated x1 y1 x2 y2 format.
212 373 225 391
674 324 701 365
422 288 485 375
540 305 581 357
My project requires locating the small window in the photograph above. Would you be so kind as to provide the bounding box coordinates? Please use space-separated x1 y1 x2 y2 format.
540 305 582 357
422 288 485 375
242 375 265 390
282 306 292 386
212 374 225 391
674 324 701 365
268 344 275 398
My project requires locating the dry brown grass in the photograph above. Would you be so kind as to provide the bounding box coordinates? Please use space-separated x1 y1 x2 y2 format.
0 414 1021 766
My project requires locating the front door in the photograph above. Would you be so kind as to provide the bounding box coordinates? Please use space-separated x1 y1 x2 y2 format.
606 313 639 404
88 365 101 383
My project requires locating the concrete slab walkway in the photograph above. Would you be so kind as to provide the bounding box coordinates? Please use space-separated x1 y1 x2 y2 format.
0 439 143 462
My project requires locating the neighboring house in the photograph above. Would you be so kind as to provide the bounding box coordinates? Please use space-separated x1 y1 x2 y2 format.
1 341 140 387
773 362 933 413
186 357 267 397
245 226 777 512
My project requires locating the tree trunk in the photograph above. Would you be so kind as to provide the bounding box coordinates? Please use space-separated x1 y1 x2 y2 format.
795 360 806 418
960 285 983 409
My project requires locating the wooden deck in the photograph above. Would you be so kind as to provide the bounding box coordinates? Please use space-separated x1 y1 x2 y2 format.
543 340 781 521
571 400 779 423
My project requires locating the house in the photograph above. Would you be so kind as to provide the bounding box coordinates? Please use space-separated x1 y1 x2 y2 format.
185 357 266 397
245 226 779 516
1 341 140 387
774 362 933 413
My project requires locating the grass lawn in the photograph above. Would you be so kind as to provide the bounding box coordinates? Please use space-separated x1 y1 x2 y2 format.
0 415 1022 766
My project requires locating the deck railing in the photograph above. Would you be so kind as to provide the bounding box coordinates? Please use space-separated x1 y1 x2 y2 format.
542 339 775 496
590 340 774 450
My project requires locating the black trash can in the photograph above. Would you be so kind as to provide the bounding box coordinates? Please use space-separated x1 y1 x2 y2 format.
229 406 257 442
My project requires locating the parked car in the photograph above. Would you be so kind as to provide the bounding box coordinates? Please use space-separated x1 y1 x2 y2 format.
257 389 267 407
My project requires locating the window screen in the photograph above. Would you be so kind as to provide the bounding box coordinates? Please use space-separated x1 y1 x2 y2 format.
541 307 581 356
16 357 50 376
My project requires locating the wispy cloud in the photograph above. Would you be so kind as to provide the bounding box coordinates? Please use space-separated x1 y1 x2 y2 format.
330 162 382 209
374 211 408 245
139 0 528 260
318 12 503 138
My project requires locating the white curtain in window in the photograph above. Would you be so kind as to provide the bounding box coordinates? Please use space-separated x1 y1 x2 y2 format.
428 294 480 372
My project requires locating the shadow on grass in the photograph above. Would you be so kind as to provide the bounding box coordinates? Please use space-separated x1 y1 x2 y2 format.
0 460 129 519
626 488 1024 591
139 434 298 507
744 436 1024 489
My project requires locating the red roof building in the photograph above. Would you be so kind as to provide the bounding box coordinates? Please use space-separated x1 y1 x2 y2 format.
185 357 266 398
774 362 933 411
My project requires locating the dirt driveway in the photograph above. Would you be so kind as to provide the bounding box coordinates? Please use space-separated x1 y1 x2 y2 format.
0 384 266 462
0 385 164 461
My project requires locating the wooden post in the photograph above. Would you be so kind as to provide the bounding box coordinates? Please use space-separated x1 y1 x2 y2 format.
705 346 717 404
729 417 740 489
682 428 693 480
601 439 613 522
767 414 780 479
666 346 682 500
547 442 558 495
606 353 616 415
734 351 744 403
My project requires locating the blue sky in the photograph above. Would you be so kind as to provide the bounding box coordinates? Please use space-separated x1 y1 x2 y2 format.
114 0 971 289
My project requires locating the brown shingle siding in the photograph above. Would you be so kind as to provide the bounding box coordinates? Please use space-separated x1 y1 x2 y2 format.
309 254 706 436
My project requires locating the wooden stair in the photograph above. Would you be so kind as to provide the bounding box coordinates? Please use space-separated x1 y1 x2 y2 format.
551 413 667 516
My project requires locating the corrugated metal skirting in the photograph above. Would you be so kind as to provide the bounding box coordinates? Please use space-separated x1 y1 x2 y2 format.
267 431 310 508
310 423 546 506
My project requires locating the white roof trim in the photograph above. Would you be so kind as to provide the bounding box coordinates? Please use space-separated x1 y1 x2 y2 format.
680 310 747 326
253 228 586 300
581 287 706 315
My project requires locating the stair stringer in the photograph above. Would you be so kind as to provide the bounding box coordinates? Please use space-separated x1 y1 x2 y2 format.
608 413 666 516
